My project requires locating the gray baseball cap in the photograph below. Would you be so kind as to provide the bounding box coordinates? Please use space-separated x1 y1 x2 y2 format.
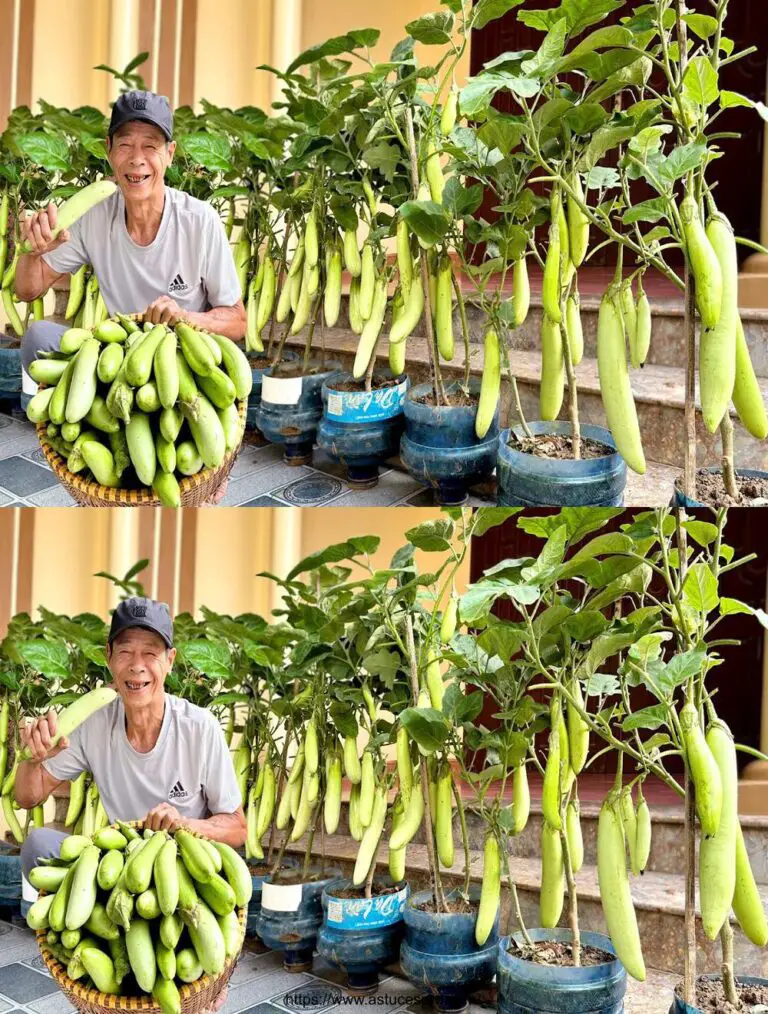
108 597 173 648
109 91 173 141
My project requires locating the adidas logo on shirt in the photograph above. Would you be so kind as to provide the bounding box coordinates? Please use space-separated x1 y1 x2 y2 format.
168 273 190 294
168 780 189 801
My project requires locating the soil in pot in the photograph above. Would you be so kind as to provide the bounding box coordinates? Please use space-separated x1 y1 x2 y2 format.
330 883 402 900
273 871 329 886
509 433 613 461
272 364 329 379
415 389 477 409
415 896 476 915
508 940 614 968
248 356 273 370
329 376 401 393
675 470 768 507
674 975 768 1012
248 864 272 877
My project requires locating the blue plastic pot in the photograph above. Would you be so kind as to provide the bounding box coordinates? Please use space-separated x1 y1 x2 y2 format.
400 380 498 506
256 865 342 971
0 341 21 409
672 467 768 507
399 887 499 1013
317 370 409 487
246 350 300 431
0 842 21 911
317 876 409 994
497 422 626 506
669 974 768 1012
245 856 300 939
257 360 342 465
498 930 627 1014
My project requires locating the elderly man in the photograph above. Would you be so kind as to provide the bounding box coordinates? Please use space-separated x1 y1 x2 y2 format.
16 90 246 373
16 595 246 881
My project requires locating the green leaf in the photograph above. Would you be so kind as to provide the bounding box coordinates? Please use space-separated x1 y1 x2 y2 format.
517 508 622 544
659 143 708 184
628 125 673 159
584 122 637 168
683 56 719 107
623 704 669 731
399 706 450 753
16 133 70 172
565 105 610 137
682 13 718 38
405 13 455 45
623 198 668 225
178 641 231 680
586 672 620 696
682 563 719 614
719 597 754 618
442 684 484 724
521 19 568 79
442 178 484 218
558 26 634 73
286 538 378 580
406 519 454 552
362 140 400 182
570 532 634 563
362 648 400 688
287 30 380 73
683 520 719 546
657 650 707 693
473 0 526 30
398 199 450 246
583 165 619 189
179 132 232 172
563 611 609 642
16 640 70 680
719 90 754 111
628 632 671 668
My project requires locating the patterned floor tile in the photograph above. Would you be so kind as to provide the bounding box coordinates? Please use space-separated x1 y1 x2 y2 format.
0 491 15 506
328 470 424 507
0 458 56 497
401 488 436 506
228 949 283 987
307 450 349 481
222 972 314 1014
25 486 78 507
0 1001 14 1013
0 965 58 1003
230 443 285 480
271 980 341 1014
274 475 345 506
230 1005 284 1014
242 496 287 507
27 994 75 1014
0 422 41 461
218 464 314 506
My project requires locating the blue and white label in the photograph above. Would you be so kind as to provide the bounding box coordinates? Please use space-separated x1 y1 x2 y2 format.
326 885 408 929
326 379 408 423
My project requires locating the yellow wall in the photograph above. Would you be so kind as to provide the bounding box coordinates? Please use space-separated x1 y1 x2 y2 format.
301 0 471 86
31 0 110 112
194 0 274 111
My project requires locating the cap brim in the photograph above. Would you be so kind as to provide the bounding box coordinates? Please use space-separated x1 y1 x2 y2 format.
108 620 173 648
109 114 172 141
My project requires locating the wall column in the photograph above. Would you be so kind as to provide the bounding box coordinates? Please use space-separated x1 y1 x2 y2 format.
270 508 302 612
108 0 141 101
107 512 140 610
270 0 302 103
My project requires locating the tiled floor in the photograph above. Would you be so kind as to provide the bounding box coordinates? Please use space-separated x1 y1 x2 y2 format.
0 411 490 508
0 914 676 1014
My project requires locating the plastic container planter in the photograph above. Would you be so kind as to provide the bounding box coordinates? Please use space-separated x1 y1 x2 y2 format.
317 876 409 994
257 359 342 465
400 380 498 506
498 930 627 1014
256 865 342 971
317 371 409 488
399 887 498 1013
245 856 299 939
0 842 22 915
672 467 768 507
0 338 22 411
497 422 627 507
669 975 768 1013
246 350 300 432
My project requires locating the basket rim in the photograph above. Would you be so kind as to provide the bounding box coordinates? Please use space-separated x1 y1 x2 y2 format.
34 821 246 1012
36 400 245 506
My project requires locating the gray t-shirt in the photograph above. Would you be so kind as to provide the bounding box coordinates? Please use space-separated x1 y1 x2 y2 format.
43 187 241 316
43 693 242 823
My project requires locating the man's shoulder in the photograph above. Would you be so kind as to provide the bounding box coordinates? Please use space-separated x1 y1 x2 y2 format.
166 188 219 227
166 693 218 731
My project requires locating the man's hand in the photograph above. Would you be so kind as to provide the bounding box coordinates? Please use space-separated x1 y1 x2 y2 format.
20 202 70 257
145 802 184 833
19 710 70 764
144 296 183 326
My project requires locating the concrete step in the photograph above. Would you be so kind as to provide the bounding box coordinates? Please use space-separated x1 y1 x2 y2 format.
284 833 768 980
283 329 768 473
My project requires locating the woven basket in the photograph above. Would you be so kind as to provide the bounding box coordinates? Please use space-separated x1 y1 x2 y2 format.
35 822 246 1014
36 400 244 507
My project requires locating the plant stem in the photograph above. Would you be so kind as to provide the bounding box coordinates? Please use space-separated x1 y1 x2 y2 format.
503 850 533 946
303 298 321 372
560 819 581 967
270 830 291 881
451 268 472 391
451 775 471 895
720 919 738 1005
683 260 697 500
364 330 380 393
404 107 448 407
720 413 739 500
562 310 581 459
501 340 533 438
683 765 697 1006
405 614 448 912
302 803 320 879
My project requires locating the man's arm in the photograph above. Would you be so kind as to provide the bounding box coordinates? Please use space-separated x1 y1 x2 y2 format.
14 203 71 302
145 802 247 847
14 254 65 303
14 710 69 809
144 297 246 340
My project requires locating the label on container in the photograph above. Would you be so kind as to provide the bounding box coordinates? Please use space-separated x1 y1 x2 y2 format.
262 374 302 406
261 880 303 913
326 379 408 423
326 884 408 929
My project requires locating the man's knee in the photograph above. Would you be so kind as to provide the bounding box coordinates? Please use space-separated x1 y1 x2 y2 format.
21 320 66 373
20 826 65 881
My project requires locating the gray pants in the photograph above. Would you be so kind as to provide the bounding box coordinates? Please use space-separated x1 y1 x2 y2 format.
21 320 68 373
20 826 68 881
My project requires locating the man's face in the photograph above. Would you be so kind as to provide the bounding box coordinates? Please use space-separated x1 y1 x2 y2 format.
107 627 175 710
107 121 176 199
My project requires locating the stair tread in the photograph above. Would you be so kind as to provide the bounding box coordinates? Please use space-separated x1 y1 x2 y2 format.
284 331 768 404
286 834 768 921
